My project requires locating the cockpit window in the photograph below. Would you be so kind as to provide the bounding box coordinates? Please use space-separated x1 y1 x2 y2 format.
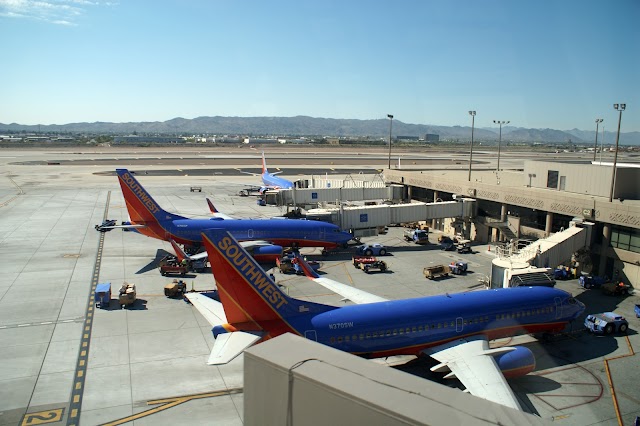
567 298 577 305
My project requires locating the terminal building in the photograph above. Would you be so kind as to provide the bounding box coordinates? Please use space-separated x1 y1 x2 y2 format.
385 160 640 287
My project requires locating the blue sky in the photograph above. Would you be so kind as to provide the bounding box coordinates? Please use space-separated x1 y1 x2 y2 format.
1 0 638 131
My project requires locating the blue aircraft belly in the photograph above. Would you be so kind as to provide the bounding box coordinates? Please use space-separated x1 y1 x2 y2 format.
307 287 581 354
168 218 347 245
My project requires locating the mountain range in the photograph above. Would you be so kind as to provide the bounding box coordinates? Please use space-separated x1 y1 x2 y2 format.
1 116 638 145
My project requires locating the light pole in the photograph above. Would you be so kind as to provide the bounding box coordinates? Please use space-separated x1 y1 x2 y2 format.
387 114 394 169
593 118 603 162
493 120 509 171
468 111 476 181
609 104 625 202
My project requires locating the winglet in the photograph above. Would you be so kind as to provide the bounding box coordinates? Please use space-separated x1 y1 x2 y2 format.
169 239 188 263
296 254 321 279
206 198 219 214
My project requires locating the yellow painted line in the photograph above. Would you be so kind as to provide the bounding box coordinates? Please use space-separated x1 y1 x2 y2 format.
602 335 636 426
83 333 89 339
102 388 243 426
75 382 82 390
73 395 80 403
20 408 65 425
82 342 87 348
79 360 85 367
71 408 78 418
80 350 86 357
85 326 90 331
342 263 355 286
77 370 83 378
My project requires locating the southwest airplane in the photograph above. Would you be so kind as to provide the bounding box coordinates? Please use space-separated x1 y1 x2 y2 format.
185 229 585 410
115 169 352 258
260 151 294 191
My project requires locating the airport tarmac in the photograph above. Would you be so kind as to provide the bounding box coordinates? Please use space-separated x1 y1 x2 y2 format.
0 147 639 426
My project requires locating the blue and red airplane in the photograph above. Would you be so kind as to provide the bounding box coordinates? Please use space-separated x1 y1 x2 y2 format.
114 169 352 260
185 228 585 410
259 151 294 191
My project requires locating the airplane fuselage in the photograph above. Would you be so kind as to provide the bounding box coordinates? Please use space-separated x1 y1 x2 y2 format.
151 218 351 248
262 172 294 190
235 286 584 359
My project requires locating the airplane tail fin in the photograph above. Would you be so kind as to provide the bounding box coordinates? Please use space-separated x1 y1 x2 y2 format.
116 169 186 222
206 198 219 214
202 229 335 328
261 151 268 175
116 169 187 240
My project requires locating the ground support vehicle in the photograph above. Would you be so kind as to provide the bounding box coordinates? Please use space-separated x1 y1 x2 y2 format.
423 264 451 279
449 261 468 275
352 256 388 273
118 282 137 308
584 312 629 334
190 186 202 192
404 229 429 244
634 305 640 318
356 243 388 256
457 243 472 254
95 219 116 232
601 281 632 296
95 282 111 308
553 266 574 280
579 275 606 289
191 259 208 273
159 255 189 276
165 279 187 297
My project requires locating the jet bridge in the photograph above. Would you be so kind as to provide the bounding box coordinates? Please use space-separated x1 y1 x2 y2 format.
305 199 476 237
490 220 593 289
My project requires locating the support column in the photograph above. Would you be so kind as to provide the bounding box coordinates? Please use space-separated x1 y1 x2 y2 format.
598 224 611 276
432 191 439 230
545 212 553 237
499 204 507 242
407 185 413 202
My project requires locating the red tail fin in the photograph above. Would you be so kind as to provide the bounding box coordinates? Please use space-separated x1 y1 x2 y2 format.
202 229 334 329
116 169 185 241
206 198 218 214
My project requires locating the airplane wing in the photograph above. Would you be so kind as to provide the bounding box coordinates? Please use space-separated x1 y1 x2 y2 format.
207 331 262 365
297 255 388 304
425 336 522 410
96 224 146 231
184 293 262 365
184 293 227 325
171 239 277 263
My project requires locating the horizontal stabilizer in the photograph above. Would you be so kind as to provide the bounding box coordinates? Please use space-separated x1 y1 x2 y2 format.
185 293 227 326
208 331 262 365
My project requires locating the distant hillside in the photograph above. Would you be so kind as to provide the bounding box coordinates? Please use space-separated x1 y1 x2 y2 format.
1 116 639 145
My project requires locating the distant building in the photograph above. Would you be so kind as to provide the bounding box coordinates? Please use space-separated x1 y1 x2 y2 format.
425 134 440 142
397 136 420 141
243 137 280 144
113 136 185 144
